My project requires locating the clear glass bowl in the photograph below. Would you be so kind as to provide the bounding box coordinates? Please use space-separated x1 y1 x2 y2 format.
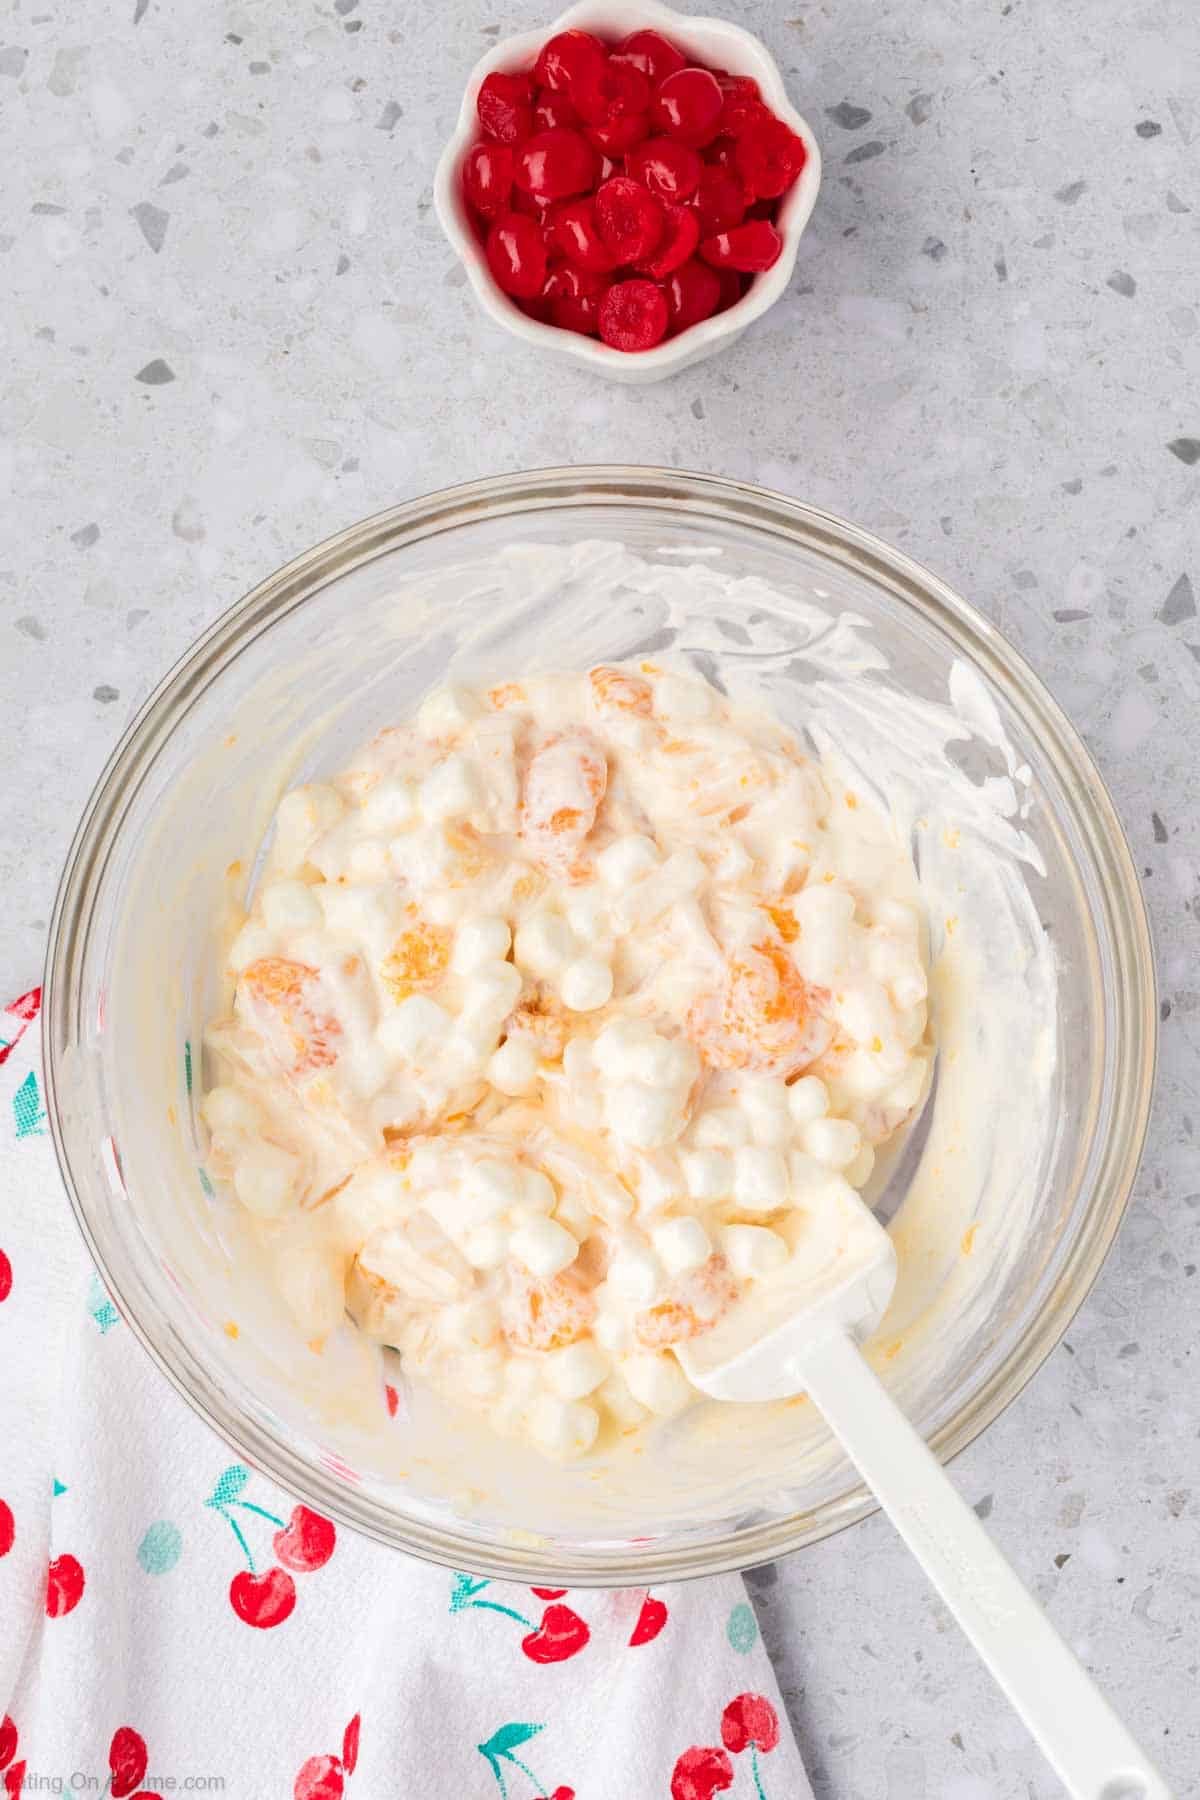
44 467 1155 1584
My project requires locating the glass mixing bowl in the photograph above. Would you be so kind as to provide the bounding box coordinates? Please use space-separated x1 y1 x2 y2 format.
44 467 1155 1584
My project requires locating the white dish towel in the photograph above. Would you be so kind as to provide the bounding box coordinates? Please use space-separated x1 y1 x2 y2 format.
0 988 813 1800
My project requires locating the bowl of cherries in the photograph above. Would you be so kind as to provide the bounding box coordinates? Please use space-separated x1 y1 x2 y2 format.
434 0 821 381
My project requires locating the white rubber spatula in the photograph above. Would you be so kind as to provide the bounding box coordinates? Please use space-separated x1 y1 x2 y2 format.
678 1180 1172 1800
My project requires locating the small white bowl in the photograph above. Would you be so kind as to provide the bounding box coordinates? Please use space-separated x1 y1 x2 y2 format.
433 0 822 384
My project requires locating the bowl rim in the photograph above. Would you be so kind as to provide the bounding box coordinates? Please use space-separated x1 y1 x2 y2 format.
432 0 823 379
44 465 1158 1584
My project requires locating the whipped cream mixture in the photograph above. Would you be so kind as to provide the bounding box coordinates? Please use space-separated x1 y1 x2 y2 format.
201 662 932 1461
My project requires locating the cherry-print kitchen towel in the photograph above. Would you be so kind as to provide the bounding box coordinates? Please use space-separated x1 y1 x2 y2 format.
0 988 813 1800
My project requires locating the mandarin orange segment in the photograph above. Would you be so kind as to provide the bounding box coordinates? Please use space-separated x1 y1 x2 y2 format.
589 664 653 717
633 1254 738 1349
687 941 830 1077
240 956 342 1076
502 1266 597 1352
380 918 452 1001
488 681 526 708
520 730 608 874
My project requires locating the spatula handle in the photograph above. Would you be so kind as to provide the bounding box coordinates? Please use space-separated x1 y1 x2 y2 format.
797 1329 1172 1800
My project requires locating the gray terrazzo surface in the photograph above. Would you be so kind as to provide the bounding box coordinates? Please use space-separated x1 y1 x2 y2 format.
1 0 1198 1793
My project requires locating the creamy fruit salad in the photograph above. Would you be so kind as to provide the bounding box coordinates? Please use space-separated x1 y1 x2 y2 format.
201 663 931 1460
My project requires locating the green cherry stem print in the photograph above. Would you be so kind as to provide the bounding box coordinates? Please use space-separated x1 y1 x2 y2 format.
477 1722 574 1800
204 1464 335 1628
450 1574 590 1664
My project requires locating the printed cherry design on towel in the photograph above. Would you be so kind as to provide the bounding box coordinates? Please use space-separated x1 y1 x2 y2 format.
0 987 41 1068
669 1745 734 1800
109 1725 148 1799
204 1464 334 1629
45 1552 85 1617
3 1761 26 1798
477 1721 574 1798
450 1574 590 1664
629 1592 668 1645
293 1714 361 1800
0 1249 11 1305
0 1717 16 1771
0 1500 13 1559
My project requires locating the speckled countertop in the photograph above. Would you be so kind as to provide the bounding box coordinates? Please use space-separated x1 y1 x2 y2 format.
2 0 1198 1792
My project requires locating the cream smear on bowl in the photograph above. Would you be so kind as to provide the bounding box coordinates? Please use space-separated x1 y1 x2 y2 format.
114 540 1058 1540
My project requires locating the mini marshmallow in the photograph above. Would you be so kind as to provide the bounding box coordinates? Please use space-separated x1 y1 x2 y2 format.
787 1075 830 1127
274 1245 345 1339
361 778 416 834
452 914 511 973
520 1167 557 1214
596 833 659 889
544 1340 609 1399
836 980 895 1053
377 994 451 1062
462 1222 510 1269
416 684 479 738
233 1141 302 1218
260 880 322 932
597 1370 646 1429
201 1085 263 1139
271 783 345 873
510 1214 580 1280
692 1107 751 1151
605 1240 662 1306
458 1348 505 1400
801 1115 862 1170
652 1215 712 1277
553 1189 594 1238
621 1350 692 1416
488 1036 540 1096
527 1395 600 1459
347 839 390 883
360 1216 470 1304
560 956 613 1012
604 1082 683 1150
738 1077 792 1147
562 1035 594 1082
719 1223 789 1280
565 887 610 942
887 1057 929 1116
513 912 576 979
681 1149 733 1202
419 753 481 822
437 1296 499 1349
333 1162 410 1244
733 1145 791 1213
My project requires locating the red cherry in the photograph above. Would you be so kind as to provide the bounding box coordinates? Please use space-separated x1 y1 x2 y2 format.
650 68 724 147
595 153 618 184
700 219 782 272
720 1693 780 1755
548 199 617 272
627 136 702 202
0 1718 15 1770
46 1553 85 1618
735 117 807 199
550 289 604 334
598 279 669 352
4 1763 25 1798
229 1566 296 1628
463 142 514 219
109 1727 148 1800
584 113 649 155
530 1586 568 1600
294 1755 344 1800
515 128 595 203
0 1500 12 1559
693 164 748 235
0 1249 11 1303
572 56 650 128
273 1504 336 1573
706 135 739 170
533 30 605 97
595 175 663 263
341 1715 360 1776
670 1745 734 1800
636 202 699 278
384 1383 399 1417
486 212 549 298
533 93 578 132
543 263 603 300
629 1593 669 1645
517 293 555 324
521 1602 591 1662
615 29 686 84
476 72 534 146
715 268 747 312
716 76 767 138
665 258 722 332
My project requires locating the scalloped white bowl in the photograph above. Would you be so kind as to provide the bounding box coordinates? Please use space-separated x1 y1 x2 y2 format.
433 0 822 384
